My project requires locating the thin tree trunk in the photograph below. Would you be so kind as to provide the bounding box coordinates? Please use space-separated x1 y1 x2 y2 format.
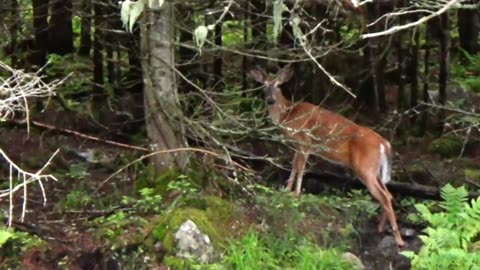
93 0 104 94
79 0 92 56
142 2 189 171
32 0 48 69
213 20 222 90
438 13 449 130
9 0 19 68
421 25 431 135
410 25 420 124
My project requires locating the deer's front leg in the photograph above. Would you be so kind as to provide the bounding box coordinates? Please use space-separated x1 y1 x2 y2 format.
293 152 308 196
286 152 299 191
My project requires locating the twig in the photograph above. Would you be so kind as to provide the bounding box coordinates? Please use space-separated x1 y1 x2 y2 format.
12 120 149 152
458 124 472 158
362 0 460 39
0 148 59 226
465 178 480 189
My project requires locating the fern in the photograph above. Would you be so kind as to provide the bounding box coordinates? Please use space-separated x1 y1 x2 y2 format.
402 185 480 270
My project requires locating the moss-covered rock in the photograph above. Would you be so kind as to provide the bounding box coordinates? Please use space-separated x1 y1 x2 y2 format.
148 195 236 256
428 136 463 158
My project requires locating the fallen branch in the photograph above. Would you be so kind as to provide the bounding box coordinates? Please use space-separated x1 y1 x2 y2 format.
11 120 149 152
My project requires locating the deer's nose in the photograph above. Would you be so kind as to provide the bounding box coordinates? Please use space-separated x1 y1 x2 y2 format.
266 97 276 105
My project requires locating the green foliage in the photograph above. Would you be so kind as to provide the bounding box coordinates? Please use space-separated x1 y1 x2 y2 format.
222 21 245 47
93 211 147 248
401 197 438 225
0 227 45 266
402 184 480 270
252 185 304 232
339 25 361 46
66 163 89 180
214 231 356 270
61 189 93 209
134 165 182 196
428 136 463 158
125 187 163 214
46 54 92 109
451 49 480 93
0 229 14 247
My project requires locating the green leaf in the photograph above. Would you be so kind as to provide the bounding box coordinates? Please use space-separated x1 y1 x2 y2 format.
0 229 13 247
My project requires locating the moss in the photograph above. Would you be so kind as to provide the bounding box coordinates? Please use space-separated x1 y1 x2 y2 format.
465 169 480 180
428 137 463 158
134 165 181 196
203 195 234 222
163 255 192 270
151 207 228 253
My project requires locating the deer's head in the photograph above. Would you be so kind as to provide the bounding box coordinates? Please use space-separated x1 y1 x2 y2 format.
249 68 294 105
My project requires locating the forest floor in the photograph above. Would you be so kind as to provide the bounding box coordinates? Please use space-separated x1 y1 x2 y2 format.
0 111 479 270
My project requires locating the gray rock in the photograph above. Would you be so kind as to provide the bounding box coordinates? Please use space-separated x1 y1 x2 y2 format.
342 252 365 270
377 235 399 256
174 219 216 263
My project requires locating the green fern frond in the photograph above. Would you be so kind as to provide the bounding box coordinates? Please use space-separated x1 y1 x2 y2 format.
439 184 468 219
405 185 480 270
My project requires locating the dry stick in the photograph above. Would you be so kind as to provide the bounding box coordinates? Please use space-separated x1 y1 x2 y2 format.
362 0 460 39
14 120 149 152
94 147 254 194
458 124 472 158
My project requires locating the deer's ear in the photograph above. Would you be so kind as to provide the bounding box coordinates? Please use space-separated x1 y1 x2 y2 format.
277 68 294 83
249 69 266 83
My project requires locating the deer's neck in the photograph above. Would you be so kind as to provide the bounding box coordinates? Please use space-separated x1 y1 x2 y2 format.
268 91 292 124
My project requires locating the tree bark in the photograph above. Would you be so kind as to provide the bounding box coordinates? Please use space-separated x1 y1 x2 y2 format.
409 25 419 124
32 0 48 68
458 9 479 54
48 0 73 55
142 2 189 171
79 0 92 56
93 0 104 94
438 13 449 130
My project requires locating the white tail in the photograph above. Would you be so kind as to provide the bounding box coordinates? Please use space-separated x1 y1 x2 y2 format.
250 67 405 247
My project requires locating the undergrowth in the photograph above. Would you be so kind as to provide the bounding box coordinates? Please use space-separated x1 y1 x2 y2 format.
402 184 480 270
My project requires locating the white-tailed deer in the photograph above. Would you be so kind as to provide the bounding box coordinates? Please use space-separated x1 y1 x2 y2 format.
250 67 405 247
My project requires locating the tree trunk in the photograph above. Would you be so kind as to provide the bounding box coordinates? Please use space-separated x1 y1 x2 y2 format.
32 0 48 69
9 0 19 68
458 9 479 54
420 24 431 136
128 28 142 91
438 13 449 130
79 0 92 56
142 2 189 171
213 21 222 90
410 25 419 124
92 0 104 94
48 0 73 55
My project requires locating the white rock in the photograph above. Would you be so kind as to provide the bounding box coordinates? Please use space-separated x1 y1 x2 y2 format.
174 219 216 263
